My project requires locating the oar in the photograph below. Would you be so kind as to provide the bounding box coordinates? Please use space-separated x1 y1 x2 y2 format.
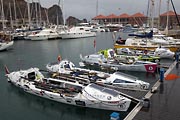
165 74 180 80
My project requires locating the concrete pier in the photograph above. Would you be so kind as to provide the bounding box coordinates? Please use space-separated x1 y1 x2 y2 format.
124 61 178 120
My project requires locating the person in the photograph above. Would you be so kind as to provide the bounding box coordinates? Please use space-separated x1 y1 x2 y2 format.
116 36 125 44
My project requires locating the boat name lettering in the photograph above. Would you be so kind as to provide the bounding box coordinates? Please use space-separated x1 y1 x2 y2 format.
85 93 105 99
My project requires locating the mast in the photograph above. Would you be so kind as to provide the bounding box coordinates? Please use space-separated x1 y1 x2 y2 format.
35 1 38 27
158 0 162 29
38 0 42 27
62 0 65 25
44 9 49 25
1 0 5 31
27 0 31 29
170 0 180 27
146 0 150 27
56 0 61 26
9 3 13 30
150 0 155 29
165 0 170 35
96 0 98 16
13 0 17 28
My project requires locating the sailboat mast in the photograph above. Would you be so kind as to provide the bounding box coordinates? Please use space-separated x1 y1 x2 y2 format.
1 0 5 31
158 0 162 29
44 9 49 25
57 0 61 26
38 0 42 27
150 0 155 29
13 0 17 28
9 3 13 30
35 1 39 27
27 0 31 29
96 0 98 16
170 0 180 27
146 0 150 27
165 0 170 35
62 0 65 25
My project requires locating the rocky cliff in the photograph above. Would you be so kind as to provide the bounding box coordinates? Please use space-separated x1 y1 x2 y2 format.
1 0 87 27
2 0 63 25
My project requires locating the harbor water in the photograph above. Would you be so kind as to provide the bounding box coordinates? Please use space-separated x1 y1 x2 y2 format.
0 32 160 120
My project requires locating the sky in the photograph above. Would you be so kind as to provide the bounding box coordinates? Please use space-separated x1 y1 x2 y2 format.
33 0 180 21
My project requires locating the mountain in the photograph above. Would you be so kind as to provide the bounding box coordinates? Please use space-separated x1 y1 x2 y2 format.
1 0 88 29
1 0 63 26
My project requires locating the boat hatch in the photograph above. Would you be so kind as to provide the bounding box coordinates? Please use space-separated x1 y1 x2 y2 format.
89 84 119 96
27 72 36 80
64 64 70 69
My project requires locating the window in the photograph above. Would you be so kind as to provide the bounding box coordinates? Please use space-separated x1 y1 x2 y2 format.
113 79 134 83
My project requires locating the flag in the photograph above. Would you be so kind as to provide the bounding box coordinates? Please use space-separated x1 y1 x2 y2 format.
94 39 96 48
4 65 10 74
57 55 61 62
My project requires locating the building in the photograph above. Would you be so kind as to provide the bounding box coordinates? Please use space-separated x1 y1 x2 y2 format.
92 12 147 27
160 10 180 29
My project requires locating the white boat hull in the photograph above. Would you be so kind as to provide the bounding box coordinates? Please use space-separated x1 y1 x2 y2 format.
46 59 150 90
101 62 157 73
60 32 96 39
28 34 60 41
80 55 157 73
0 41 14 51
6 68 131 112
27 28 60 40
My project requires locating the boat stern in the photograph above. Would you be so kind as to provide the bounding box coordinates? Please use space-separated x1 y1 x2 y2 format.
144 63 157 73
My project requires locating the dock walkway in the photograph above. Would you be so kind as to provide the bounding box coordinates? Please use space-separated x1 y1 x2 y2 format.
125 61 180 120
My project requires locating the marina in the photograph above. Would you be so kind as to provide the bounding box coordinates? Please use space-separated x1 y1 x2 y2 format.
1 0 180 120
0 31 179 120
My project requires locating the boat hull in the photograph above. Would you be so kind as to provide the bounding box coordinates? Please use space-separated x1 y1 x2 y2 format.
0 41 14 51
114 44 179 52
6 68 131 112
7 80 130 112
60 33 96 39
100 62 157 73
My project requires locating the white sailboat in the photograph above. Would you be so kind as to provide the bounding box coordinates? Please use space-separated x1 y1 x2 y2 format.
0 0 14 51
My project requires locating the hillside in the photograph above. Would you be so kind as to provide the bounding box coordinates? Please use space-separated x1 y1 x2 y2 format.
2 0 63 25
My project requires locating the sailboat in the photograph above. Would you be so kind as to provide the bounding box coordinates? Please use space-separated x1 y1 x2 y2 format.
0 0 14 51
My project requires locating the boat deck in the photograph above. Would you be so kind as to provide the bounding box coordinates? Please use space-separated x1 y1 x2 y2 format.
123 59 180 120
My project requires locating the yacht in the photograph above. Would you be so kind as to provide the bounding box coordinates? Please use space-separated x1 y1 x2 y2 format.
59 26 96 39
26 28 60 40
